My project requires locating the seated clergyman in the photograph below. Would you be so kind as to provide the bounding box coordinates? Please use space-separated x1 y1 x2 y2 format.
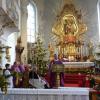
29 67 49 89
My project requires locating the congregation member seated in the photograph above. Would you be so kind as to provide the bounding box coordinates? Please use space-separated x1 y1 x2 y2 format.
29 67 49 89
4 63 13 88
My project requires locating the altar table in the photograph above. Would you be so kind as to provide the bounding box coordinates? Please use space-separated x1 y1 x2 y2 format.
0 87 89 100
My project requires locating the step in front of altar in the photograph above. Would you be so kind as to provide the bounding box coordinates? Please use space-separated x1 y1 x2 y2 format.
64 83 80 87
64 74 86 87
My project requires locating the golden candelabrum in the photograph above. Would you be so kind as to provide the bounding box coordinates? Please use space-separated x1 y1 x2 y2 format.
50 3 87 61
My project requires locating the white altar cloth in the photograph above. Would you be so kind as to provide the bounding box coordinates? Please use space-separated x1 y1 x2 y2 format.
62 62 94 67
58 87 89 94
0 88 89 100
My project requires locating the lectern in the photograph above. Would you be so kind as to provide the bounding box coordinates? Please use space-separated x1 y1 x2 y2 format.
51 64 64 87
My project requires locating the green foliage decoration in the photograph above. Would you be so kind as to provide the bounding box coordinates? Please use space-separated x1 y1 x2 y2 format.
33 35 48 75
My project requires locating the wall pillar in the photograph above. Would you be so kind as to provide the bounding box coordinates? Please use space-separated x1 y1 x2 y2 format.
20 1 28 64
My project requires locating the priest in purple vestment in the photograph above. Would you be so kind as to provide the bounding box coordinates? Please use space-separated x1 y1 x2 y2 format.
49 54 64 88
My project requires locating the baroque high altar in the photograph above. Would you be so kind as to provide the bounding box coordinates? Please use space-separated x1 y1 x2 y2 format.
49 4 88 62
48 4 94 88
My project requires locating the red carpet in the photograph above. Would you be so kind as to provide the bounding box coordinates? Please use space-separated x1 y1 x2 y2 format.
45 73 89 87
64 83 79 87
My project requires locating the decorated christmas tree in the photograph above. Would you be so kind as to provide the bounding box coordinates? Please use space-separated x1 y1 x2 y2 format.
32 35 47 75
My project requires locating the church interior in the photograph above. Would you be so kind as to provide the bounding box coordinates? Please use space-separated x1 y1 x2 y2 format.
0 0 100 100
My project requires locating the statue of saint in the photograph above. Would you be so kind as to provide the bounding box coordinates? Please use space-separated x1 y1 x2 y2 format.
15 36 24 62
64 15 78 35
63 14 78 43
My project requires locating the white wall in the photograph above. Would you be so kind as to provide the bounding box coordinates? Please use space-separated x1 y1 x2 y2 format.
6 32 18 65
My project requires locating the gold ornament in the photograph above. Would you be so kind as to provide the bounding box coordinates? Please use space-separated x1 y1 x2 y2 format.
51 3 87 61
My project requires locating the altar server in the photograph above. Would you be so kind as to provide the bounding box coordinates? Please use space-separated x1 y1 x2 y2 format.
4 63 13 88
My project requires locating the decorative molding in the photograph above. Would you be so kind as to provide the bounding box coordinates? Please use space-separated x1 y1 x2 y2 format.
5 0 20 27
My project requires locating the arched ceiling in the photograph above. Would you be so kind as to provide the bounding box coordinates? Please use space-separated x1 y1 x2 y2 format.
0 7 19 42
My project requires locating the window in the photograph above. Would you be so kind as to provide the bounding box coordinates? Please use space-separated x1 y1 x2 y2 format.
97 0 100 41
27 3 36 43
27 3 37 63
